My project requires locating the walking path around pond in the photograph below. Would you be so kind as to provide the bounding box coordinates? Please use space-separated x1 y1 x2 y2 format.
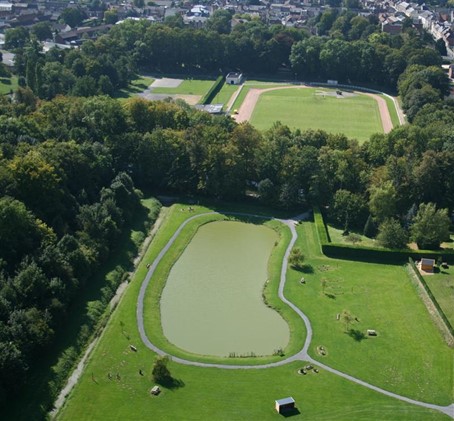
137 211 454 419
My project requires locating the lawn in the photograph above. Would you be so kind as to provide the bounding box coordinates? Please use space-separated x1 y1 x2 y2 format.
231 81 289 111
57 203 453 420
327 223 381 248
0 75 18 95
250 88 383 143
289 220 453 405
114 75 154 99
151 79 215 95
211 82 238 109
424 265 454 327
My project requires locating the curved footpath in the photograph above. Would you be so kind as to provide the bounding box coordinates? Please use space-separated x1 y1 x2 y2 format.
137 211 454 419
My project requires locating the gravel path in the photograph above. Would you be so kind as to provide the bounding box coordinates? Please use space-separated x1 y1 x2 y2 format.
137 211 454 419
233 86 395 134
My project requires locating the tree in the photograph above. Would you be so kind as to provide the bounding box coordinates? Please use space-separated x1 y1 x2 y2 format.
205 9 232 34
152 356 171 384
342 310 354 332
104 10 118 25
332 189 367 231
4 27 29 50
363 214 376 238
289 247 304 269
376 218 408 249
60 8 86 28
368 181 397 223
30 22 53 41
410 203 451 249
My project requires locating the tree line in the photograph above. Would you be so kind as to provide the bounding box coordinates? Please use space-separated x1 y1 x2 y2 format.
3 9 444 103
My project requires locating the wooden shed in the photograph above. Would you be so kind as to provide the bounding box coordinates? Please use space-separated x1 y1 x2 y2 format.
275 397 295 414
421 258 435 272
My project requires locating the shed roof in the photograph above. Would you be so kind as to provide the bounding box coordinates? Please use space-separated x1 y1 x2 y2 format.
421 258 435 266
275 397 295 406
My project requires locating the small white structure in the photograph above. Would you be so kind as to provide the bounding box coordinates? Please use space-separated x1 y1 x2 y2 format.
226 72 243 85
367 329 377 336
275 397 295 414
151 385 160 395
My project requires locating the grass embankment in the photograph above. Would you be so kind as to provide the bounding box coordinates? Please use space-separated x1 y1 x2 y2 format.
3 198 161 421
58 203 452 420
250 88 383 143
424 265 454 327
382 94 401 127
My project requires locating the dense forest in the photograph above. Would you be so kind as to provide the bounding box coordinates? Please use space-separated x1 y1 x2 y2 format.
1 8 453 414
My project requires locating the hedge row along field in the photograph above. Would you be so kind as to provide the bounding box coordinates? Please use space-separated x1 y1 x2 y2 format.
313 207 454 264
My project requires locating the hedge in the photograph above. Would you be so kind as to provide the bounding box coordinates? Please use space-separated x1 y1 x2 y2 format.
199 75 225 105
313 207 454 264
408 258 454 338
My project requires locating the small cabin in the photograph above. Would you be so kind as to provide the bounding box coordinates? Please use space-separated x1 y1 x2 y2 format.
421 258 435 273
226 72 243 85
275 397 295 414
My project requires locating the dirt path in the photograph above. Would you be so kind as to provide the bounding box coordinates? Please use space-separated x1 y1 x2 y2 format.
233 86 394 133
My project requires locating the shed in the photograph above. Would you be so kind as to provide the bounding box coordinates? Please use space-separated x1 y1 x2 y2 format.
226 72 243 85
275 397 295 414
421 258 435 272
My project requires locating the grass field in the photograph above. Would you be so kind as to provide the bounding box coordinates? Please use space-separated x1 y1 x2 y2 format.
114 75 154 99
151 79 215 95
250 88 383 143
327 224 381 248
231 81 288 111
0 75 18 95
57 203 453 420
211 83 238 109
424 265 454 327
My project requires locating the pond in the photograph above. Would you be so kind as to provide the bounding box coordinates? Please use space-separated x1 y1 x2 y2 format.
160 220 290 357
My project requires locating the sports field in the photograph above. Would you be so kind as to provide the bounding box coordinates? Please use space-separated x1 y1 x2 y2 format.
250 88 383 143
151 79 215 95
56 204 453 421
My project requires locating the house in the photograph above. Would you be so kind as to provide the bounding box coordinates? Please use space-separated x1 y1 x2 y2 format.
275 397 295 414
226 72 243 85
420 258 435 272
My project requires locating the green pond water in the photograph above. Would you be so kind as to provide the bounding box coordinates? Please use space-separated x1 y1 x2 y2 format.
160 221 290 357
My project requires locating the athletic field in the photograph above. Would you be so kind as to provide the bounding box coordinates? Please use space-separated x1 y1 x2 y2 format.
249 88 384 143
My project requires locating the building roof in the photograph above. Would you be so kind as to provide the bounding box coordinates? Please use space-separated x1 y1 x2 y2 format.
421 258 435 266
194 104 223 114
226 72 242 78
275 397 295 406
